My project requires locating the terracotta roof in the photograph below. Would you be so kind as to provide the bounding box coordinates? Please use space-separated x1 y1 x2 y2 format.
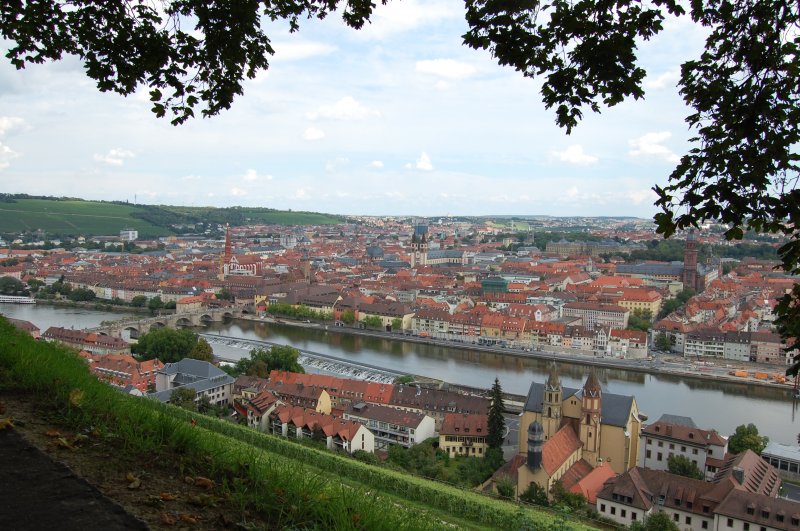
440 413 488 436
542 425 582 476
642 418 726 447
566 461 615 504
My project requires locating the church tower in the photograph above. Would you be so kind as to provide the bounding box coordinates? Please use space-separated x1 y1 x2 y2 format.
542 362 562 439
682 229 698 292
527 421 544 471
219 223 232 280
410 231 428 267
579 368 602 465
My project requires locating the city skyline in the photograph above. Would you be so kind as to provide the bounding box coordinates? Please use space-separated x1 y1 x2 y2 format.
0 3 708 217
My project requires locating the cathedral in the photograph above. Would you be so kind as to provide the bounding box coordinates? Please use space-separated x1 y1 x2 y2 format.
513 365 643 498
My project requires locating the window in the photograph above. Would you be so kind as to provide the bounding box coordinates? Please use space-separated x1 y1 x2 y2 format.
658 441 663 447
621 509 627 518
777 514 784 523
747 507 754 515
647 438 652 445
743 525 749 531
658 452 663 461
632 513 637 521
646 450 652 458
686 516 691 525
681 446 686 452
600 504 606 513
693 448 698 454
727 518 733 527
673 514 679 522
610 507 616 515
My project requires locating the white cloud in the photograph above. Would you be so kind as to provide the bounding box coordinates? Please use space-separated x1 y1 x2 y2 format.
416 59 477 80
303 127 325 141
623 188 658 205
552 144 598 166
93 148 134 166
272 40 337 61
230 187 248 197
325 157 350 173
306 96 380 121
358 0 462 39
645 69 680 90
629 132 680 163
0 117 25 136
368 160 384 169
243 169 259 182
405 152 433 171
433 80 449 91
181 175 202 181
293 187 311 199
0 142 19 169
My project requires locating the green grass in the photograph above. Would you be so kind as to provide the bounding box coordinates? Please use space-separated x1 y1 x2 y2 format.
0 199 169 237
0 197 343 237
0 319 602 530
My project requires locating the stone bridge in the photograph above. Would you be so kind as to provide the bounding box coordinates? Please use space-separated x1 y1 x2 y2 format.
88 306 250 339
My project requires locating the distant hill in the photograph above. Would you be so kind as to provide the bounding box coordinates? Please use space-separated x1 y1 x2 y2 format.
0 195 343 238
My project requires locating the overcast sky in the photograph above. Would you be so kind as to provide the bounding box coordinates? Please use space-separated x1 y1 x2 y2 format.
0 2 709 218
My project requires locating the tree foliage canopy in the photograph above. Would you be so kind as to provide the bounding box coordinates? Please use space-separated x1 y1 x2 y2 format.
487 378 505 450
229 345 305 377
133 327 198 363
667 454 704 480
728 423 769 455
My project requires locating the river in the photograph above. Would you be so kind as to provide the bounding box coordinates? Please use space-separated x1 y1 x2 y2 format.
3 303 799 444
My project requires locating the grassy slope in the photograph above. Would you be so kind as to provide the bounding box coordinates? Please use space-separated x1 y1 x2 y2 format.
0 198 343 237
0 199 169 238
0 319 602 531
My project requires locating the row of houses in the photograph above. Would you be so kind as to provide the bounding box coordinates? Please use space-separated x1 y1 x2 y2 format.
651 325 790 364
412 308 648 357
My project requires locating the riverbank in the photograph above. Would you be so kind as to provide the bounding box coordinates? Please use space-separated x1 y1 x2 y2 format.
32 298 152 316
240 315 797 397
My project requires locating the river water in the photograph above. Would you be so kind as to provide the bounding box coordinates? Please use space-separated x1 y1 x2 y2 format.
3 304 799 444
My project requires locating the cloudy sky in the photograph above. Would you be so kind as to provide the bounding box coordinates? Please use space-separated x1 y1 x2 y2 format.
0 2 709 218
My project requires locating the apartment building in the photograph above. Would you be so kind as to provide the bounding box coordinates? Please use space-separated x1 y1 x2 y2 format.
439 413 489 457
342 402 435 450
639 414 727 480
562 302 630 330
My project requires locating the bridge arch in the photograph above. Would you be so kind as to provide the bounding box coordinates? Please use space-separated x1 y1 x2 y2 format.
175 317 193 328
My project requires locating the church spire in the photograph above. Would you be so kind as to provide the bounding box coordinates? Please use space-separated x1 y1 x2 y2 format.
583 367 602 399
224 223 232 262
546 362 561 391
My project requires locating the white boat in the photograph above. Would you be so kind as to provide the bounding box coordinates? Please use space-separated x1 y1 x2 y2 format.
0 295 36 304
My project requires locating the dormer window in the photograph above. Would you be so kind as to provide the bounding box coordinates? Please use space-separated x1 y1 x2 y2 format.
655 426 660 432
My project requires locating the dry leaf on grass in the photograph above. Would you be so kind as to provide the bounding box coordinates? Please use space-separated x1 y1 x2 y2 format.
160 512 177 526
45 428 62 438
55 437 75 450
0 417 13 430
193 476 214 489
179 513 199 525
159 492 178 501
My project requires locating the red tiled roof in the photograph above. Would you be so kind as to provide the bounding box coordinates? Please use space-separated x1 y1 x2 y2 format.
542 425 582 476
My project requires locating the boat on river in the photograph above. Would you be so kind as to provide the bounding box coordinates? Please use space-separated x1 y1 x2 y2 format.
0 295 36 304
